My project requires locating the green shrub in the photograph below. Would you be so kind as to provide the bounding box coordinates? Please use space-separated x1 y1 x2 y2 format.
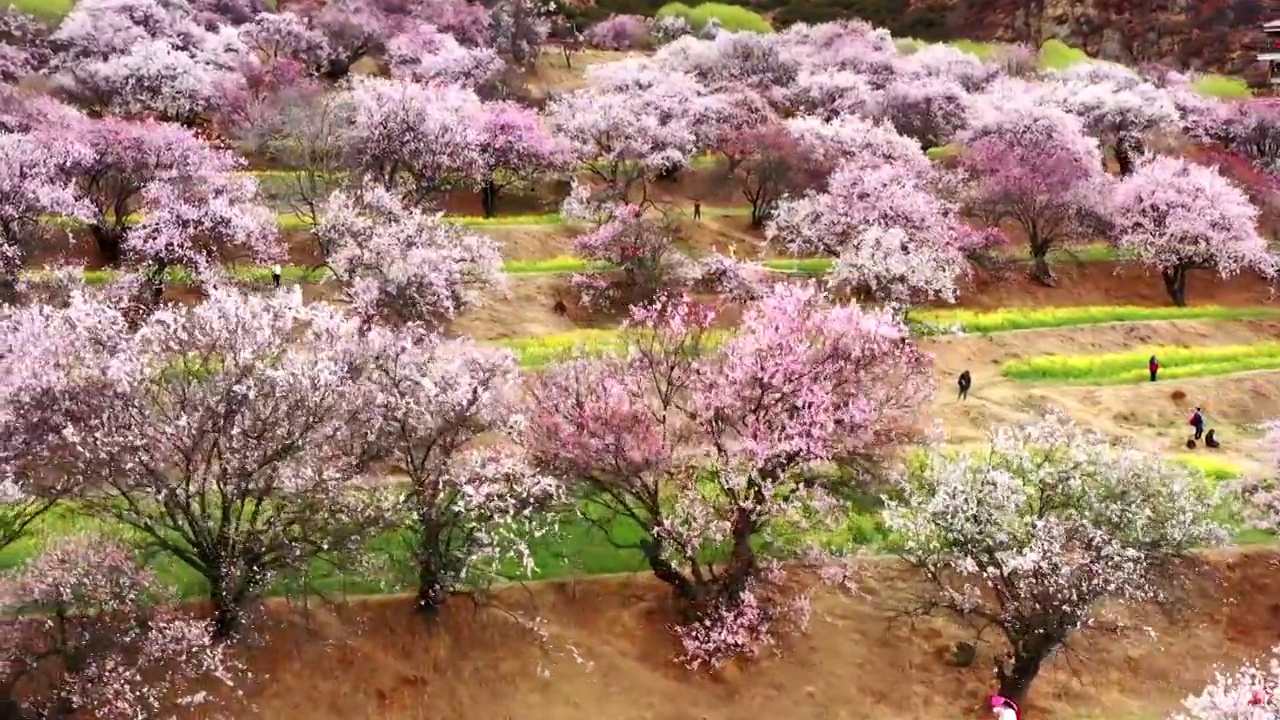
658 2 773 32
9 0 74 20
773 0 904 28
1038 38 1090 70
1192 74 1252 99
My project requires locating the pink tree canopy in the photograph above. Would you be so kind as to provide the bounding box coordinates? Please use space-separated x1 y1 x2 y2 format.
768 160 979 307
0 537 237 719
955 104 1111 285
524 283 932 668
3 288 397 638
1111 156 1274 306
361 330 562 614
315 184 504 330
336 76 485 207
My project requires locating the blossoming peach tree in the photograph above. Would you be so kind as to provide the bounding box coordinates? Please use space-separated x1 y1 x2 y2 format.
524 283 932 669
0 537 237 719
884 410 1226 704
2 288 398 638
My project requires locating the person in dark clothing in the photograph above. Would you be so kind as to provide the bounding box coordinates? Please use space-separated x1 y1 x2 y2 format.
1190 407 1205 441
271 263 282 288
1205 429 1220 448
693 200 701 220
957 370 971 400
1149 355 1159 382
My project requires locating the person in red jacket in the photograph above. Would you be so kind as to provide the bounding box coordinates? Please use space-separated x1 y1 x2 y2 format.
1149 355 1160 382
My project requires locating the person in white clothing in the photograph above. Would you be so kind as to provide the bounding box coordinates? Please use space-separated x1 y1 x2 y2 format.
271 264 282 288
991 695 1019 720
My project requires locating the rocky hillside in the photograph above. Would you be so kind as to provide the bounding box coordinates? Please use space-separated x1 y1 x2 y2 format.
579 0 1271 76
935 0 1269 74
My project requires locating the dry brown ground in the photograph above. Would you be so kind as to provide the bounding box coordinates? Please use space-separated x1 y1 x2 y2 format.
192 550 1280 720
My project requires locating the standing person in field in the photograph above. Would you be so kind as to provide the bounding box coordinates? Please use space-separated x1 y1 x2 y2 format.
1148 354 1159 382
990 695 1020 720
1190 406 1205 441
271 264 282 288
958 370 972 400
693 199 701 221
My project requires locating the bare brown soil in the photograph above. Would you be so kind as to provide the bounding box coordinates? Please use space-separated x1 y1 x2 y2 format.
191 549 1280 720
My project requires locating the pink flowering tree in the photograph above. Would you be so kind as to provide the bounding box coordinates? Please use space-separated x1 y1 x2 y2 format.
955 105 1112 285
417 0 493 47
315 185 503 330
789 68 875 119
874 76 974 151
286 0 406 80
654 32 799 103
0 292 129 553
239 10 332 72
336 76 484 207
893 43 1001 92
1040 70 1180 175
719 123 820 227
475 101 567 217
584 14 651 50
768 160 985 308
547 63 724 203
1173 652 1280 720
784 114 934 189
0 537 236 719
885 410 1226 704
70 118 252 264
126 171 280 289
1200 100 1280 177
0 6 51 83
0 132 92 303
524 284 932 668
1231 424 1280 536
49 0 253 124
1111 156 1274 306
568 202 683 306
488 0 552 68
362 331 562 614
386 22 504 91
8 289 396 638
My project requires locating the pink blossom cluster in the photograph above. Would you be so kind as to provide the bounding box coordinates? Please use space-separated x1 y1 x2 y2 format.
583 14 652 51
316 184 504 329
0 536 237 720
525 283 932 668
1110 156 1275 305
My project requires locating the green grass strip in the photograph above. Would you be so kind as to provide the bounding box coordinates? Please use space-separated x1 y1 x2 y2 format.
1002 343 1280 384
493 307 1280 368
916 305 1280 334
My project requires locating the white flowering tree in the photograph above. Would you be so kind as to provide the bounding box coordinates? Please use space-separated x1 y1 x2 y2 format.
884 410 1226 704
1174 651 1280 719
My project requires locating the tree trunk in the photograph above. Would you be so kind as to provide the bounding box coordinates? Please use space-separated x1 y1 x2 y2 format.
90 224 123 265
1114 136 1137 176
210 592 243 640
641 538 700 603
1029 252 1056 287
996 649 1047 705
1162 266 1188 306
0 276 16 305
415 552 447 617
481 179 498 218
721 509 757 599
